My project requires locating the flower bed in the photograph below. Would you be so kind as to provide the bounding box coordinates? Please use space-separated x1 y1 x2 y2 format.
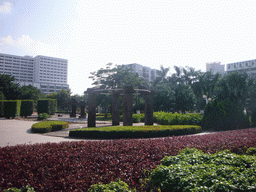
1 128 256 191
69 125 202 139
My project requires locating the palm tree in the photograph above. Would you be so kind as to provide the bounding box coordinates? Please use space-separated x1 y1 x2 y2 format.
153 65 170 87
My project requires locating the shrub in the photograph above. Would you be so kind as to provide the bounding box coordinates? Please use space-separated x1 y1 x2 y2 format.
69 125 202 139
37 99 57 115
3 100 21 119
201 99 250 131
37 113 50 121
148 148 256 191
0 101 3 117
3 185 35 192
31 121 69 133
20 100 34 117
154 112 203 125
246 147 256 156
251 108 256 126
88 179 131 192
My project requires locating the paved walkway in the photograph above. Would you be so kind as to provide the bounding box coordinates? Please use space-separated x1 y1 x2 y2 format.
0 118 155 148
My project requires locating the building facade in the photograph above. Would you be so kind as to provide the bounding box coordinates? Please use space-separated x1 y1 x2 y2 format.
206 62 225 75
125 63 160 82
226 59 256 78
0 53 69 94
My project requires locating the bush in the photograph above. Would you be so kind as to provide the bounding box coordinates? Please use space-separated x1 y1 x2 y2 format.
201 99 250 131
37 99 57 115
246 147 256 156
3 185 35 192
3 100 21 119
154 112 203 125
37 113 50 121
148 148 256 191
88 179 131 192
69 125 202 139
31 121 69 133
0 101 3 117
20 100 34 117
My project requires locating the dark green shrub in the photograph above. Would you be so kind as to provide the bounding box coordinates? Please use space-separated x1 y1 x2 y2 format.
251 108 256 126
148 148 256 191
37 99 57 115
20 100 34 117
201 99 250 131
0 101 3 117
3 100 21 119
88 179 131 192
31 121 69 133
3 185 35 192
37 113 50 120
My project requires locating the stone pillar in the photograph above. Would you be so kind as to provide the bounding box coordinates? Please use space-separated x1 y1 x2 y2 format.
79 101 86 119
112 91 120 126
144 91 154 125
70 98 77 117
88 91 96 127
123 86 134 126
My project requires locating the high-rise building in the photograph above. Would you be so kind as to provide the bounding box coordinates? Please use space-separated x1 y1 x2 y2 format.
124 63 160 82
0 53 69 94
226 59 256 78
206 62 225 75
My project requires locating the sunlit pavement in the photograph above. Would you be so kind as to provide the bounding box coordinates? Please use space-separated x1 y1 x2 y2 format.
0 120 86 148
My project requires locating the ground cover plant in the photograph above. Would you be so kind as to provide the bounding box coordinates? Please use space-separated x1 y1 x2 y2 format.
147 148 256 191
31 121 69 133
153 112 202 125
69 125 202 139
1 128 256 191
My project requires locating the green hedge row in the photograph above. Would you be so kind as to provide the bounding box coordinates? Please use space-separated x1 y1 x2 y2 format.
31 121 69 133
69 125 202 139
37 99 57 115
154 112 203 125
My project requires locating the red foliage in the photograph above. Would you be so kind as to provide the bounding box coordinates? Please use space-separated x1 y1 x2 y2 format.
1 128 256 191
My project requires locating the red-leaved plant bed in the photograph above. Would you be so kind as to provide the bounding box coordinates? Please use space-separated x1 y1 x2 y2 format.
1 128 256 191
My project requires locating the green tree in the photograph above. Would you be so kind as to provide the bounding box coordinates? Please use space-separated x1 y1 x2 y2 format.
46 89 71 111
19 85 44 102
89 63 148 89
0 74 21 100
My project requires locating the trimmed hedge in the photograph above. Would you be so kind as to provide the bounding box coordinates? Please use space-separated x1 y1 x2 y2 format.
20 100 34 117
31 121 69 133
154 112 203 125
37 99 57 115
3 100 21 119
69 125 202 139
0 101 3 117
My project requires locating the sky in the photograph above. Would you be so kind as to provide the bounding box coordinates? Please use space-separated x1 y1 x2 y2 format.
0 0 255 95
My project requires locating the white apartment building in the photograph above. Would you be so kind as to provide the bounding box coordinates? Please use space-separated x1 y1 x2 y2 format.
125 63 160 82
226 59 256 78
206 62 225 75
0 53 69 94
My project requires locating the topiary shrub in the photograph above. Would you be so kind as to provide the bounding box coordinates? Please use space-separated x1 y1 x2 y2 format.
88 179 131 192
3 185 35 192
250 108 256 127
20 100 34 117
37 99 57 115
201 99 250 131
3 100 21 119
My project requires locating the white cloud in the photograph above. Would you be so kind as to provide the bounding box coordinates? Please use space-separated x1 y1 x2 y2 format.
0 34 62 57
0 2 12 14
